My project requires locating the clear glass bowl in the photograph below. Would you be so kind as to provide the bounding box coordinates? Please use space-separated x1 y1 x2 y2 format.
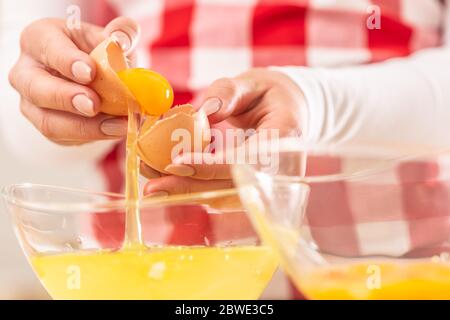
1 184 277 300
233 140 450 300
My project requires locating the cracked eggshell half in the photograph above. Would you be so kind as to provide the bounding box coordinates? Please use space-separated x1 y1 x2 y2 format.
138 104 211 175
89 39 139 116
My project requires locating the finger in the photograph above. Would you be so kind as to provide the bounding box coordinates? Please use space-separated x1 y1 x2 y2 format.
254 88 305 136
140 162 163 179
21 19 96 84
20 99 127 143
164 128 287 180
144 175 234 196
10 58 100 116
197 76 267 124
164 152 232 180
104 17 141 55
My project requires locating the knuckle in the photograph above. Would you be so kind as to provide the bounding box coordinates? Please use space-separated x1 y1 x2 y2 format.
49 139 66 146
20 19 50 50
200 169 216 180
52 88 67 111
175 178 192 194
31 18 52 28
208 168 221 180
19 100 29 118
24 76 38 105
114 16 136 28
39 112 54 139
242 67 264 77
108 16 140 35
77 117 89 139
8 64 19 90
211 78 239 95
39 36 53 67
251 67 264 73
19 25 33 51
19 30 28 51
53 43 67 67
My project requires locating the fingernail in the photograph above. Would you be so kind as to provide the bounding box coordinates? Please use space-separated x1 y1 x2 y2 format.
72 94 95 116
101 118 128 136
71 61 92 83
111 30 132 52
146 191 169 198
164 164 195 177
201 98 222 116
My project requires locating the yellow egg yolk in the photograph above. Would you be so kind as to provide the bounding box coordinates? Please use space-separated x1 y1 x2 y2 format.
118 68 174 116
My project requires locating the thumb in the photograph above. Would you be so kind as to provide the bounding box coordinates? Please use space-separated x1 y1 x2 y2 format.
104 17 141 55
198 76 267 124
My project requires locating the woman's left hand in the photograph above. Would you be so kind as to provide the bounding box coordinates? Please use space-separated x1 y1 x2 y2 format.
142 68 307 196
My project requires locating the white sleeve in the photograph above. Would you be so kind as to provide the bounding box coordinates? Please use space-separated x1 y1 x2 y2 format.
276 3 450 149
0 0 116 168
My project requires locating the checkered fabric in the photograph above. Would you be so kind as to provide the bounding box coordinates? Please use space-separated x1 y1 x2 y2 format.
304 153 450 257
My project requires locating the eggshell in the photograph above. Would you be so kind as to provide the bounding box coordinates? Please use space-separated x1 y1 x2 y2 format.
89 39 139 115
138 104 211 175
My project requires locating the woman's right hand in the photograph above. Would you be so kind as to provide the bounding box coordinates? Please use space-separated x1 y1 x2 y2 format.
8 17 140 145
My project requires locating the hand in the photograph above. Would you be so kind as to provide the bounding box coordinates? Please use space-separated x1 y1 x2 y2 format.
8 17 140 145
143 68 306 196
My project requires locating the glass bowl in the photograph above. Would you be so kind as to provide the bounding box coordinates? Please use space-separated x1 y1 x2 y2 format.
1 184 277 300
232 140 450 300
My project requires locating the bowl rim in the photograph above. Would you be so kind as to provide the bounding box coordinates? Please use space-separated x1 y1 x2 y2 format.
3 142 450 214
243 139 450 184
1 183 239 214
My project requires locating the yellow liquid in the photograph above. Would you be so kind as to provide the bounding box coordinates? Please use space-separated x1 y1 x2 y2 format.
123 107 144 249
244 203 450 300
121 68 172 249
298 262 450 300
31 246 277 300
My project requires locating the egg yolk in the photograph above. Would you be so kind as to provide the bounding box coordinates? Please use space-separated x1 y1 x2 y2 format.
118 68 174 116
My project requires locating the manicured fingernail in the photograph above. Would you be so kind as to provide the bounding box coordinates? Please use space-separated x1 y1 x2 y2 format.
72 94 95 116
100 118 128 136
146 191 169 198
164 164 195 177
111 30 131 52
201 98 222 116
71 61 92 83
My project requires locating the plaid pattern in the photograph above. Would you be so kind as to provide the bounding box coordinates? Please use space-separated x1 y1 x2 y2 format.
305 154 450 258
93 0 448 298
